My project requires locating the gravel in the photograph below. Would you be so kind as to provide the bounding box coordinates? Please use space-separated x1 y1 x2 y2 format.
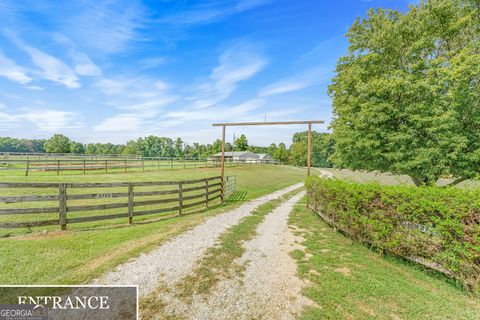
92 182 304 296
165 191 312 320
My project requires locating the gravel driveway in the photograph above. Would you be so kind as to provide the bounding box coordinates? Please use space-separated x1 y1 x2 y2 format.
93 183 303 296
163 191 311 319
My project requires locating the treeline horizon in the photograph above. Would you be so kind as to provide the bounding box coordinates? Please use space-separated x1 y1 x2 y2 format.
0 132 334 167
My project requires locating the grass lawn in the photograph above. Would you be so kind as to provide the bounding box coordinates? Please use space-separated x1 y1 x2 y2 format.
318 168 480 188
0 165 307 285
289 197 480 320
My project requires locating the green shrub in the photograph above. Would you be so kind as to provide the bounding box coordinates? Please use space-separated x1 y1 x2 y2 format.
306 176 480 293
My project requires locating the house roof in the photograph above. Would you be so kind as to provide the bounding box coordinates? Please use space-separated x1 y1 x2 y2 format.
257 153 273 159
210 151 257 157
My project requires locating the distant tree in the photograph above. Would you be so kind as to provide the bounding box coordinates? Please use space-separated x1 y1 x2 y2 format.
329 0 480 186
69 141 85 154
289 142 307 166
44 134 71 153
268 143 277 156
273 143 289 163
292 131 334 168
235 134 249 151
175 138 184 158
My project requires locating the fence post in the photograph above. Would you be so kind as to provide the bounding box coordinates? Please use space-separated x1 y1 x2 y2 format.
220 177 224 202
59 183 67 230
105 160 108 173
83 160 86 174
128 183 134 224
142 160 145 172
57 160 60 175
178 181 183 215
25 160 29 176
124 160 127 173
205 179 209 207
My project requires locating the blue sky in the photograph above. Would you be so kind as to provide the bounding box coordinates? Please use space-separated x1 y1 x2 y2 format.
0 0 415 146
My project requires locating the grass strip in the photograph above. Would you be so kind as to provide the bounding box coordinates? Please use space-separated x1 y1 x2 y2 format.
175 187 304 300
288 197 480 320
140 187 304 318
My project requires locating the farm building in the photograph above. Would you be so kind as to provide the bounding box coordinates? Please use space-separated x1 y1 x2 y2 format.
257 153 274 162
209 151 276 164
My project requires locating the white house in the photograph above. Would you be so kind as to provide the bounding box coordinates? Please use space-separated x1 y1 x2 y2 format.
208 151 277 164
209 151 259 163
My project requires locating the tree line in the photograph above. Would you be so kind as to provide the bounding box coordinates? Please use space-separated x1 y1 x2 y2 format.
0 133 335 167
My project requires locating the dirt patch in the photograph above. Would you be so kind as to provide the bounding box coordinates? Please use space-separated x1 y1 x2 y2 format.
334 267 351 276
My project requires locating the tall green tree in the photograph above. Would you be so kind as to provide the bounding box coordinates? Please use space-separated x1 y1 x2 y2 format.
329 0 480 186
273 143 289 163
69 141 85 154
234 134 249 151
291 131 334 168
44 134 71 153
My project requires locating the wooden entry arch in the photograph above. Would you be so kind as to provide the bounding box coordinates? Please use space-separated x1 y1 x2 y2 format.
212 120 325 192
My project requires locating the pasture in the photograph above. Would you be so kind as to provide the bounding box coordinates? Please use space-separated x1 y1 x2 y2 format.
0 165 307 285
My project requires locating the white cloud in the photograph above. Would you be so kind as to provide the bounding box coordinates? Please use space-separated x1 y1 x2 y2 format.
0 108 81 131
61 0 145 54
94 114 143 131
53 34 102 77
157 0 273 26
190 41 267 109
7 32 81 88
0 50 32 84
258 68 329 97
22 110 81 131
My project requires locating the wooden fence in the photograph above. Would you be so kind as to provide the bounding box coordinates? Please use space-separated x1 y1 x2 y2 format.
0 159 241 176
0 176 236 230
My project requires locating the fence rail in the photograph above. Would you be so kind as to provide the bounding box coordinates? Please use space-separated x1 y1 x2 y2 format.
0 159 245 176
0 175 237 230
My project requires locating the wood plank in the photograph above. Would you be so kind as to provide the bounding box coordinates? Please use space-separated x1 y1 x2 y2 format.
0 219 59 228
0 195 59 203
134 205 179 217
182 199 208 209
67 192 129 200
133 197 178 207
0 182 59 188
0 207 60 215
67 212 128 223
134 189 178 197
66 202 129 212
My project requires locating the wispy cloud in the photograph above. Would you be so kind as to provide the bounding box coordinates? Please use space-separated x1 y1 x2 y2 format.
6 32 81 88
0 50 32 84
94 114 144 132
54 34 102 76
189 41 267 109
0 107 81 131
258 67 329 97
60 0 145 54
156 0 273 27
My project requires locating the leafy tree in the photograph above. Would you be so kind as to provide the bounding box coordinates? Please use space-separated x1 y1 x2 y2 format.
69 141 85 154
292 131 334 168
273 143 289 163
234 134 249 151
329 0 480 186
268 143 278 156
44 134 71 153
175 138 184 158
289 142 307 166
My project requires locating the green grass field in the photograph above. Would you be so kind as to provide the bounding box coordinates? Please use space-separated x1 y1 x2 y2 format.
289 197 480 319
0 165 307 285
318 168 480 188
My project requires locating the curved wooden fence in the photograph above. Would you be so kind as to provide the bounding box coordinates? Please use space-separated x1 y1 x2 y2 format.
0 176 236 230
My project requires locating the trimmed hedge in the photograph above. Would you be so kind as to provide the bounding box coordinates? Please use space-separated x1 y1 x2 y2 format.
306 176 480 293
